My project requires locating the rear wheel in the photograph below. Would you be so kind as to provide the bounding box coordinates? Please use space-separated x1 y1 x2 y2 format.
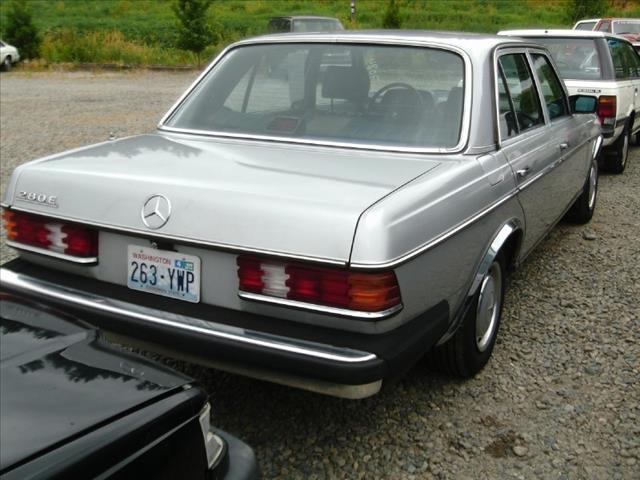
604 123 629 174
565 157 598 224
429 253 506 377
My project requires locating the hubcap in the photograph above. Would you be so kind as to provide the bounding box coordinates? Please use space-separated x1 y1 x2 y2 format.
588 161 597 210
622 133 628 167
475 262 502 352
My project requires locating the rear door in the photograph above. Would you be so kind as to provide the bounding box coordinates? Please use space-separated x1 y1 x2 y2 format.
528 49 590 206
495 49 565 255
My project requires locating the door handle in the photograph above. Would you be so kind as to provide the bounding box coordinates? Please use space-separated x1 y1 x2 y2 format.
559 142 569 150
516 167 531 178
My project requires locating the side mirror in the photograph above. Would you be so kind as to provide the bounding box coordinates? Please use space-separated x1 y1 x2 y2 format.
569 95 598 114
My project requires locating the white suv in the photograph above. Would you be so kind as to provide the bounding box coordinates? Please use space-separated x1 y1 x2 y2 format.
499 30 640 173
0 39 20 71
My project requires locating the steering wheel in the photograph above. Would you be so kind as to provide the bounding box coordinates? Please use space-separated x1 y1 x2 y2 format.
370 82 423 109
516 112 538 129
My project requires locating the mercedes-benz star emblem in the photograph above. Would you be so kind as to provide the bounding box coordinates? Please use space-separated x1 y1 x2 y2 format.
141 194 171 230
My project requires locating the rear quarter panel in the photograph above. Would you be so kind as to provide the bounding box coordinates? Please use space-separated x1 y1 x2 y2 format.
351 156 523 327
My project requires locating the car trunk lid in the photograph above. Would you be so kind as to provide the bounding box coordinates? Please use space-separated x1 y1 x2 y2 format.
7 133 441 263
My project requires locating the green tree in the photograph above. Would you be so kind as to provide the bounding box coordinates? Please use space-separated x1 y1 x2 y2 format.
173 0 215 65
4 0 41 59
569 0 609 22
382 0 402 29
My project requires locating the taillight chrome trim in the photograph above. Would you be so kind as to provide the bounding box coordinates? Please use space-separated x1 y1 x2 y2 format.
6 240 99 265
238 290 403 319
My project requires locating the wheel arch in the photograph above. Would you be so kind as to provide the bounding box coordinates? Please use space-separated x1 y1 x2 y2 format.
436 218 523 346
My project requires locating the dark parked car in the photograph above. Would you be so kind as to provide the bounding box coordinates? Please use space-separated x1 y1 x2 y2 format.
267 16 344 33
0 293 259 480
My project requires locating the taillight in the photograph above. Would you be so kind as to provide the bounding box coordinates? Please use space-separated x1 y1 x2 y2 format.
237 255 401 313
2 209 98 258
597 95 616 126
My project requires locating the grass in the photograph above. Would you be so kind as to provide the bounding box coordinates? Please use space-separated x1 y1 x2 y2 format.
1 0 639 66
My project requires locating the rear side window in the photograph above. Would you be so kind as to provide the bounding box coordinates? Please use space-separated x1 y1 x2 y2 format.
609 38 640 79
608 38 639 79
498 53 544 134
531 54 569 120
497 72 518 139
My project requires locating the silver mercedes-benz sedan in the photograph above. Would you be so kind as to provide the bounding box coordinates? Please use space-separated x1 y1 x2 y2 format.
1 31 602 399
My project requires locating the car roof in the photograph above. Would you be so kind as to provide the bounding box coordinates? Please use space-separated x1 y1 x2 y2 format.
242 29 526 50
599 17 640 22
499 28 631 41
269 16 342 21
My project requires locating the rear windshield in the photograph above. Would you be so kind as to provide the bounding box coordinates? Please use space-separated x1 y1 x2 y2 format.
165 43 466 149
613 21 640 34
529 37 602 80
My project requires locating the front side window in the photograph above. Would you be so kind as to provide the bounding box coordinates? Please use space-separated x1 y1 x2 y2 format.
498 53 544 133
596 20 611 32
531 53 569 120
165 43 466 149
575 21 597 31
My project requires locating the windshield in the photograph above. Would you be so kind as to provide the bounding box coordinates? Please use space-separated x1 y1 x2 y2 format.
528 38 602 80
165 43 466 149
612 21 640 34
292 19 343 32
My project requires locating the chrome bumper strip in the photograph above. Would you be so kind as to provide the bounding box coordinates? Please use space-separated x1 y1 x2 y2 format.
5 240 99 265
0 268 378 364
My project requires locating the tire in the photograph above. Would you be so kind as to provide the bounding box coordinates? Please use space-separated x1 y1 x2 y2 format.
429 253 506 378
604 122 629 174
1 56 11 72
565 156 598 224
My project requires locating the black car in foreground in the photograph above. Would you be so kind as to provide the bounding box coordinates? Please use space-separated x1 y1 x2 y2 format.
0 293 259 480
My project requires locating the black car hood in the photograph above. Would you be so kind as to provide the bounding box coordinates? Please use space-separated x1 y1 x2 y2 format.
0 296 192 472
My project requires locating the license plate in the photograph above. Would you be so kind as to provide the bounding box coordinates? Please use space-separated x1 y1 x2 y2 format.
127 245 201 303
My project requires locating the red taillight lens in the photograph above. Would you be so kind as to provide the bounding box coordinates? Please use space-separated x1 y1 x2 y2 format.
237 255 401 313
2 209 98 258
597 95 616 126
237 256 265 293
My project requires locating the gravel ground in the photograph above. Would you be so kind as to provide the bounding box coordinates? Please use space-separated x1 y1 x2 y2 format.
1 71 639 479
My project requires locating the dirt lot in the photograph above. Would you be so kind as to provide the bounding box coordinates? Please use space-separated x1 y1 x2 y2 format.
1 71 639 479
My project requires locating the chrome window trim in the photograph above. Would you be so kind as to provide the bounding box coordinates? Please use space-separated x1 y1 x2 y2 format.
238 291 403 319
4 205 346 266
6 240 98 265
525 49 551 125
0 267 378 364
493 46 549 148
158 37 473 154
350 187 519 269
526 48 573 124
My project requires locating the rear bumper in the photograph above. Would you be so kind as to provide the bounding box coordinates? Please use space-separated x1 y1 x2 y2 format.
0 259 449 398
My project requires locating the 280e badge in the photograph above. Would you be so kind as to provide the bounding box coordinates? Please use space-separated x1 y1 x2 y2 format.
16 191 58 208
